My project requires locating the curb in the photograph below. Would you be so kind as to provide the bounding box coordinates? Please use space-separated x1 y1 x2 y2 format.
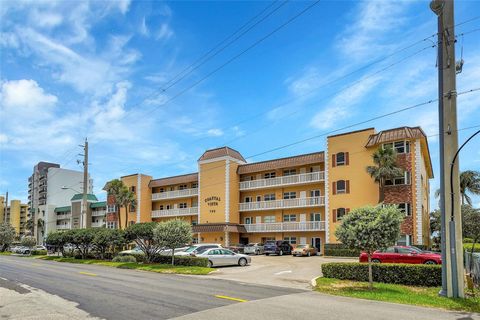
310 276 321 288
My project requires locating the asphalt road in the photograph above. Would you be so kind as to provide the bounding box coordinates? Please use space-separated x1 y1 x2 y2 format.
0 255 303 320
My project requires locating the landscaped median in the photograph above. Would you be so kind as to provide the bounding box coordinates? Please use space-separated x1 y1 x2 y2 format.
38 256 214 275
316 262 480 313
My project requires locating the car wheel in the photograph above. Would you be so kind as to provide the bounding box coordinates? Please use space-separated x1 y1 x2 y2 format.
25 250 30 255
207 260 213 268
265 253 270 256
424 260 437 265
239 258 247 267
255 250 259 255
279 250 283 256
307 252 311 257
372 259 381 263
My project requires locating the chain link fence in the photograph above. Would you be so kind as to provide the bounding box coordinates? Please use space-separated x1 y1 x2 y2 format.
465 251 480 287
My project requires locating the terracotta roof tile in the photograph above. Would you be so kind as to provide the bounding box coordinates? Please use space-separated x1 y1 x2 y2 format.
237 152 324 175
149 173 198 188
365 126 426 147
198 146 246 162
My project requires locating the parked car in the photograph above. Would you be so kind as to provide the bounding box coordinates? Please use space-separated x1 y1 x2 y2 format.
10 245 22 253
359 246 442 264
264 240 293 256
195 248 251 267
35 245 47 251
16 246 32 255
243 243 264 255
226 243 246 254
175 244 222 256
119 246 144 256
292 244 317 257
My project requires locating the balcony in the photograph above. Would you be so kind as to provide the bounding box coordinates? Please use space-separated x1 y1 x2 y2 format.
57 214 71 220
239 196 324 212
152 188 198 201
152 207 198 218
56 224 71 230
243 221 325 233
240 172 324 191
91 222 104 228
92 210 106 217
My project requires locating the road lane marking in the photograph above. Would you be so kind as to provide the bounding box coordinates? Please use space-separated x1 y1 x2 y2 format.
214 295 248 303
274 270 292 275
78 271 97 277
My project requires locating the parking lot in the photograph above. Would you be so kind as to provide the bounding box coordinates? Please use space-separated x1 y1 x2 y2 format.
206 254 356 289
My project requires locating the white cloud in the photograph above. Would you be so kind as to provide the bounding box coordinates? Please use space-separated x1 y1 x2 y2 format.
140 16 149 36
157 23 174 40
207 128 224 137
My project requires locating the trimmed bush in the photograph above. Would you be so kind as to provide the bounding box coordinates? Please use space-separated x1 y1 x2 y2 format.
129 253 208 267
324 244 360 257
112 255 137 263
464 243 480 252
464 238 474 244
32 250 47 256
322 262 441 287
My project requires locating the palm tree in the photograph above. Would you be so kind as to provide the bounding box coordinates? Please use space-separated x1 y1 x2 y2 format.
366 146 404 203
25 219 35 236
104 179 126 229
435 170 480 206
119 189 136 229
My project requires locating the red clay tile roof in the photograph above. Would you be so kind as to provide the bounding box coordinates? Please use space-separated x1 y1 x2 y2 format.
365 126 426 147
149 173 198 188
198 146 246 162
237 151 324 175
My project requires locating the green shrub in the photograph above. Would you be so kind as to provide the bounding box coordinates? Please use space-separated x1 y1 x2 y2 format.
112 255 137 263
464 238 474 243
150 254 208 267
322 262 441 287
464 243 480 252
32 250 47 255
324 244 360 257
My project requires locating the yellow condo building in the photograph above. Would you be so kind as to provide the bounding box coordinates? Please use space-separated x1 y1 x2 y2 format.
108 126 433 252
1 197 29 236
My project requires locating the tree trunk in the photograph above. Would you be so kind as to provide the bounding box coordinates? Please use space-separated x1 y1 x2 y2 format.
378 180 385 203
171 249 175 266
117 205 122 230
367 252 373 290
125 205 128 229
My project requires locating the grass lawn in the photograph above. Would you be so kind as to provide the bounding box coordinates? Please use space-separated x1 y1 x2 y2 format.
38 256 213 275
315 277 480 313
0 251 12 255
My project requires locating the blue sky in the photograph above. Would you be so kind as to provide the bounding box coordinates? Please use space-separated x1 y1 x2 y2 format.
1 0 479 208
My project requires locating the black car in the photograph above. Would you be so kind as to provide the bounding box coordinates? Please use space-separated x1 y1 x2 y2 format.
264 240 293 256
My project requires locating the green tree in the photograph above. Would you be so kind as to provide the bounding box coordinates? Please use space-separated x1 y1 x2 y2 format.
25 219 35 236
37 218 45 239
46 231 68 256
119 189 136 229
462 205 480 267
92 228 126 259
125 222 161 263
335 205 404 289
0 222 16 252
65 229 96 259
154 219 192 265
104 179 127 229
459 170 480 206
21 236 36 253
366 146 404 203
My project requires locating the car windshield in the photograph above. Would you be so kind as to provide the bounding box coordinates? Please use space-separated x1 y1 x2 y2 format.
184 246 198 253
246 244 256 247
195 247 211 254
409 246 424 253
296 245 307 249
265 241 276 245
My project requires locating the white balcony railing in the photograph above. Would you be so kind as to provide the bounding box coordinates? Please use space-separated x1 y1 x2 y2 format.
92 210 106 217
243 221 325 233
91 222 104 228
151 207 198 218
152 188 198 201
240 172 324 190
239 196 324 212
56 214 71 220
56 224 71 230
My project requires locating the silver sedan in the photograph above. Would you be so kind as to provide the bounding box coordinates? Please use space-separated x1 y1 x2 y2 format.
195 248 251 267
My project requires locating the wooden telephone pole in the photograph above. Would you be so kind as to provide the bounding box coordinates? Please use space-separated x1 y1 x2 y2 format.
430 0 464 298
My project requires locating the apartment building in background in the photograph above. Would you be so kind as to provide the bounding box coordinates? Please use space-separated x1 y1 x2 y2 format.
0 197 29 236
28 161 93 242
54 194 107 231
106 126 433 252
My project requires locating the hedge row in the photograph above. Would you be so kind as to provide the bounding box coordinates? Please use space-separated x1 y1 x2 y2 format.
464 243 480 252
32 250 47 256
322 262 441 287
324 244 360 257
129 254 208 267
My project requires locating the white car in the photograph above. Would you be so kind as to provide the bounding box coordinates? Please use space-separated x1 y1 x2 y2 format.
195 248 251 267
119 247 144 255
35 245 47 251
175 244 222 256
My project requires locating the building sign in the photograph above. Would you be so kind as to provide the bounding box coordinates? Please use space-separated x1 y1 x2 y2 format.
204 196 221 213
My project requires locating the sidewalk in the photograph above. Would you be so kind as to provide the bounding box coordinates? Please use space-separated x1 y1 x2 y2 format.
172 291 480 320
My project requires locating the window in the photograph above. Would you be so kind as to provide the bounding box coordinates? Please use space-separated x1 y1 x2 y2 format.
385 172 411 186
264 194 275 201
107 205 116 213
244 196 252 203
264 215 275 223
336 180 346 194
284 237 297 245
159 205 164 210
129 221 135 226
130 186 136 193
129 204 135 212
398 203 412 216
283 169 296 176
192 220 198 226
192 237 199 244
336 152 345 166
179 203 187 209
396 235 411 246
191 182 198 189
256 196 262 202
310 213 321 221
166 205 171 210
264 172 276 179
107 221 116 229
159 188 165 193
245 217 253 224
310 190 320 197
179 184 187 190
283 214 296 222
336 208 346 221
383 141 410 154
283 192 296 199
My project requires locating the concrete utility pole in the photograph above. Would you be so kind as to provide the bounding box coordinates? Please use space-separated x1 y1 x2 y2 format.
4 191 8 223
80 138 89 229
430 0 464 298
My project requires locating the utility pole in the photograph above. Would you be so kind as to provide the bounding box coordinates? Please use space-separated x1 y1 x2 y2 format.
430 0 464 298
4 191 8 223
80 138 89 229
